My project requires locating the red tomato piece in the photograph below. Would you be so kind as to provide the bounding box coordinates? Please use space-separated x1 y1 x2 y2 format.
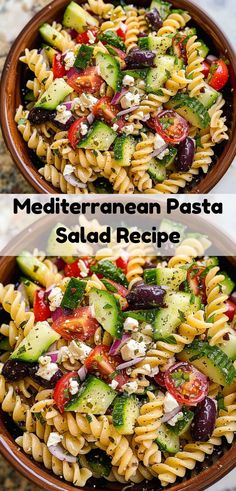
187 265 207 304
92 96 119 123
68 117 88 149
67 66 103 95
85 345 129 389
52 306 99 341
208 59 229 91
116 27 126 40
76 28 98 45
116 256 128 274
202 61 210 78
225 300 236 322
172 35 188 65
148 110 189 143
104 278 128 298
54 371 78 413
154 371 166 388
52 53 66 79
64 258 92 277
33 289 51 322
164 361 209 406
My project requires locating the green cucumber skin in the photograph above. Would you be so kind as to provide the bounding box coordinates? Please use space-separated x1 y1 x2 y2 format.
10 322 60 362
65 375 116 413
74 45 94 69
165 93 210 129
90 288 123 339
91 260 128 287
77 121 117 151
98 31 126 51
112 395 139 434
17 253 50 287
61 278 86 309
114 135 128 161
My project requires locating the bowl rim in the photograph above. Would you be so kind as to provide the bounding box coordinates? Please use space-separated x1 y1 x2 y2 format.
0 202 236 491
0 0 236 194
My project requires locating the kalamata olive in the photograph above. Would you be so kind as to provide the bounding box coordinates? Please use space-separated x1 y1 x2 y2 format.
2 360 38 381
143 261 156 270
230 291 236 304
138 32 148 38
125 49 156 69
28 108 57 125
146 8 163 30
175 137 195 172
191 397 217 441
53 115 76 131
126 284 165 309
32 369 63 389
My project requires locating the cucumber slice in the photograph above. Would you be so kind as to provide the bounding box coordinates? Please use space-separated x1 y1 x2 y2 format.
148 158 167 183
156 146 177 170
222 334 236 361
220 272 235 296
42 44 58 65
17 252 52 287
74 45 94 70
156 267 187 289
40 24 67 52
146 55 176 94
98 31 126 51
96 52 122 91
150 0 171 20
20 277 40 305
198 39 209 58
61 278 86 310
114 135 136 167
77 121 117 151
205 257 219 267
11 322 60 362
89 288 123 339
140 34 173 55
197 84 218 109
122 69 148 80
63 1 98 32
35 78 73 110
90 260 128 287
65 375 116 413
165 93 210 129
167 407 194 436
178 339 236 386
86 450 111 478
153 292 201 341
156 423 180 453
112 395 139 435
123 309 158 324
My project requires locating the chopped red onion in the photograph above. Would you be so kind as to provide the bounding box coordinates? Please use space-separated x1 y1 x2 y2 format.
111 88 128 105
66 67 81 78
78 365 88 381
151 144 168 158
63 101 74 111
51 307 65 321
68 28 79 39
17 283 30 310
161 406 182 423
64 173 87 188
87 113 95 125
117 105 140 117
47 351 59 363
109 334 131 356
205 55 217 64
48 444 77 463
116 357 145 370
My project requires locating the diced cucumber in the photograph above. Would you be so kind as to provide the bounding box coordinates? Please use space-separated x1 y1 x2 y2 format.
168 407 194 436
98 31 126 51
220 272 235 296
146 55 176 94
35 78 73 110
197 84 218 109
90 260 128 287
156 423 180 453
114 135 136 167
123 309 158 324
112 395 139 435
182 27 197 37
77 121 117 151
150 0 171 20
63 1 98 32
198 39 209 58
156 146 177 170
165 93 210 129
148 158 167 183
153 291 201 341
17 252 52 287
140 34 173 55
42 44 58 65
122 69 148 80
74 45 94 70
221 334 236 361
11 322 60 362
65 375 116 413
178 340 236 386
86 450 111 478
61 278 86 309
40 24 67 52
96 52 122 91
20 277 40 305
156 267 187 289
89 288 123 339
0 336 11 351
205 257 219 267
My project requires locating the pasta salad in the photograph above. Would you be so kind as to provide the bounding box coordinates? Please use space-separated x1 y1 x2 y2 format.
15 0 230 194
0 247 236 487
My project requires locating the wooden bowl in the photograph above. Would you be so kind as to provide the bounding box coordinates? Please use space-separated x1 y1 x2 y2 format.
0 0 236 194
0 208 235 491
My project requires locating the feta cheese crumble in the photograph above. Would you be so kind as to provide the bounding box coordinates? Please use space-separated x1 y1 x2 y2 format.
36 356 58 381
112 123 119 131
55 105 72 125
74 93 98 112
58 341 92 364
68 378 79 395
163 392 182 425
47 432 63 448
63 164 74 177
153 133 170 159
80 123 88 136
109 379 119 390
123 380 139 394
123 316 139 332
123 74 135 87
122 124 135 135
64 50 76 71
121 339 146 361
48 287 63 312
87 30 96 44
120 91 140 109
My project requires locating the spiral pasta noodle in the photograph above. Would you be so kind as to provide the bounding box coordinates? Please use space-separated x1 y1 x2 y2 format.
130 133 154 192
84 0 113 18
100 6 126 33
39 165 89 194
205 266 230 345
186 35 205 97
20 49 54 90
125 6 139 53
157 12 191 36
0 284 35 336
209 95 229 143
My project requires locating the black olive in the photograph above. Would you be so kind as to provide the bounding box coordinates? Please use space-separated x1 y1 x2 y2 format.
32 369 63 389
175 137 195 172
2 360 38 381
28 108 57 125
125 49 156 69
53 115 76 131
191 397 217 442
146 8 163 30
126 284 165 310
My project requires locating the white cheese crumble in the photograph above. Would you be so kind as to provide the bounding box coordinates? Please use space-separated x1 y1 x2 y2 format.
124 316 139 332
163 391 182 426
78 259 89 278
135 111 150 122
47 432 63 448
80 123 89 136
68 378 79 395
58 341 92 364
168 411 184 427
64 50 76 71
48 287 63 312
122 124 134 135
55 105 72 125
120 91 140 109
36 356 58 381
153 133 170 160
75 342 92 362
110 379 119 390
74 93 98 112
112 123 119 131
123 75 135 87
121 339 146 361
88 30 96 44
63 164 74 176
123 380 139 394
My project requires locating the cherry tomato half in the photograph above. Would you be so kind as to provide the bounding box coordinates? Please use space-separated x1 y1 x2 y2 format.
85 345 129 389
208 59 229 91
225 300 236 323
154 371 166 388
116 27 126 40
164 361 209 406
116 256 128 275
68 118 88 149
64 258 92 277
52 306 99 341
67 66 103 95
76 28 98 45
148 110 189 143
92 96 118 123
33 289 51 322
54 371 78 413
52 53 66 79
202 61 211 79
187 265 207 304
